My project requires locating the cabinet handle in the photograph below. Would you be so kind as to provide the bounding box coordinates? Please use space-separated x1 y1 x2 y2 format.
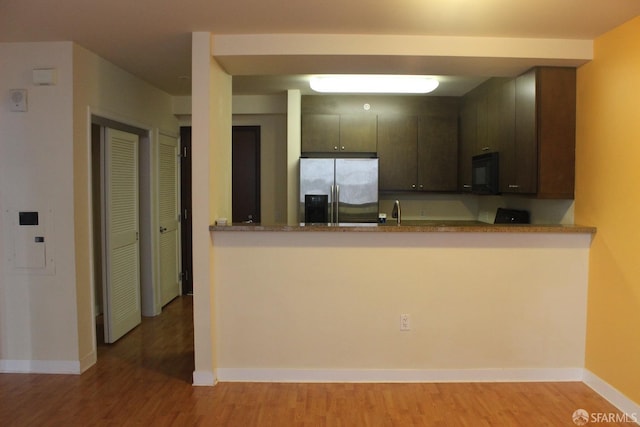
419 184 424 190
463 184 472 189
481 146 490 151
333 146 338 151
411 184 416 189
508 184 520 189
340 146 345 150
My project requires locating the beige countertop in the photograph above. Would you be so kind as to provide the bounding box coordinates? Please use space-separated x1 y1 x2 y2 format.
209 220 596 234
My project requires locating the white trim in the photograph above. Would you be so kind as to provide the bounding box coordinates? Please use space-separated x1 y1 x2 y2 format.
79 350 97 373
193 370 217 386
0 359 81 374
215 368 583 383
583 370 640 424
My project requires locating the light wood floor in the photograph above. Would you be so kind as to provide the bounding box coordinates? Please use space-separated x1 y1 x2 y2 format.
0 296 629 426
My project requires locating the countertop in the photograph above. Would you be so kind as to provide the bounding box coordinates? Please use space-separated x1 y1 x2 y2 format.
209 220 596 234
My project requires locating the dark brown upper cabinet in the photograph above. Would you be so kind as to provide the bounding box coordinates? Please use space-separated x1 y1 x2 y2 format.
301 96 377 153
512 67 576 198
376 97 459 192
458 67 576 198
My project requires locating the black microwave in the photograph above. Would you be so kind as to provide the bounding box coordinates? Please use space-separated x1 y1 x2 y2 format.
472 152 499 195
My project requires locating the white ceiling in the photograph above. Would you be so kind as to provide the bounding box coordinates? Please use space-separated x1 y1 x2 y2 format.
1 0 639 96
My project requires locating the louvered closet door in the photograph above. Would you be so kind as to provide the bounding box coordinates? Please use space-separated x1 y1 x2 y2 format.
158 133 180 306
103 128 141 343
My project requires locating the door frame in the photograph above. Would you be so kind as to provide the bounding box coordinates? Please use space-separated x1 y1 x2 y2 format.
180 126 193 295
158 131 182 306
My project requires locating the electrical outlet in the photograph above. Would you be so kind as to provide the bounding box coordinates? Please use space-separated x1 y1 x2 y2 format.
400 314 411 331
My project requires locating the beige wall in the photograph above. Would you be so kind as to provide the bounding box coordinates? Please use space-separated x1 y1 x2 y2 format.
191 32 233 385
576 16 640 405
0 41 178 374
0 42 79 372
213 231 591 381
73 43 178 371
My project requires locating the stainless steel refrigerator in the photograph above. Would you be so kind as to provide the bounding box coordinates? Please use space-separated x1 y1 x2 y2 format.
299 158 379 224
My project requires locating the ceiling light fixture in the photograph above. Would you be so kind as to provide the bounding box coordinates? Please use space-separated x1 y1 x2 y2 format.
309 75 439 94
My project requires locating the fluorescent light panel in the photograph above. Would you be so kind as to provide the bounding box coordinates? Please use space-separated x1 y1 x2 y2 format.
310 75 439 94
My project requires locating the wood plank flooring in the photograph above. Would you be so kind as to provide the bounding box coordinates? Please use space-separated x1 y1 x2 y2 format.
0 296 631 426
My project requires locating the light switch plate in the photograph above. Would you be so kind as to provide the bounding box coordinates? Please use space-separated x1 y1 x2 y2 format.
9 89 27 112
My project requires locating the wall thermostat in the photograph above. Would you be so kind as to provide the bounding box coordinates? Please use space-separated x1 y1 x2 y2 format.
33 68 57 86
9 89 28 112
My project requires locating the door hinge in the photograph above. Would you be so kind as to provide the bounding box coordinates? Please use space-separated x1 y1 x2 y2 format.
182 146 188 158
180 270 189 282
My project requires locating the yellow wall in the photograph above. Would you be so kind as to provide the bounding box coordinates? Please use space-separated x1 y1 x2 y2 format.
576 16 640 404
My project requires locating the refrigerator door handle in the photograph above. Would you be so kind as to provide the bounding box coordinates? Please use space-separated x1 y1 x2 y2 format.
330 185 335 224
335 184 340 224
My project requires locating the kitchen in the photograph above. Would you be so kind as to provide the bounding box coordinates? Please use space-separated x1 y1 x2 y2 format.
230 68 578 229
206 59 595 384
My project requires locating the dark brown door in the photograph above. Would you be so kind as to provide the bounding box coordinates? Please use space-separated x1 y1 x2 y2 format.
232 126 261 224
179 127 193 295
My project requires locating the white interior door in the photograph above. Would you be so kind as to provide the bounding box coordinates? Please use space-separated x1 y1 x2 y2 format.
103 128 141 343
158 133 181 307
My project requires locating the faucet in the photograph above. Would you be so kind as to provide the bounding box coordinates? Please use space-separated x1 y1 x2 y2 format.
392 200 401 225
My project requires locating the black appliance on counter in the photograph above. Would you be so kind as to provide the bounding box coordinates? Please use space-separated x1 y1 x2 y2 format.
494 208 530 224
472 152 499 195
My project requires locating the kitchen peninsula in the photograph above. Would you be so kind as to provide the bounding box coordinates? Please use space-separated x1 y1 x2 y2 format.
211 66 590 383
210 222 595 383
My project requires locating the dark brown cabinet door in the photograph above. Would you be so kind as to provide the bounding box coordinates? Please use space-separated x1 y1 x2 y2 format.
378 115 418 191
301 114 340 152
486 78 517 193
458 97 476 192
418 115 458 191
508 67 576 197
339 113 377 152
475 85 490 154
513 69 538 194
535 67 576 198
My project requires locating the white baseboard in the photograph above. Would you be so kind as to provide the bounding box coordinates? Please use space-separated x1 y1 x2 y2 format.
193 370 216 386
583 370 640 424
79 351 97 373
215 367 584 383
0 359 81 374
